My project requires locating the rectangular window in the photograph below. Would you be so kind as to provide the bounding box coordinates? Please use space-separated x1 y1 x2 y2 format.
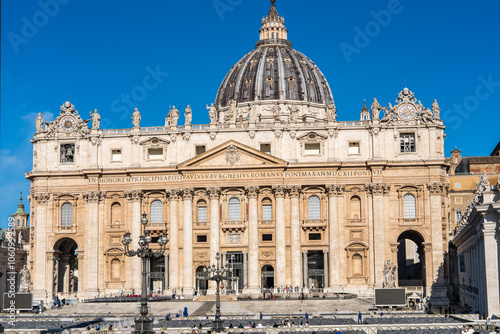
262 234 273 241
195 145 206 156
111 149 122 162
456 211 462 222
400 133 416 153
304 143 321 155
459 254 465 272
348 142 360 155
455 197 462 205
260 143 271 154
197 235 207 243
148 148 163 160
454 182 461 189
262 204 272 221
60 144 75 163
309 233 321 241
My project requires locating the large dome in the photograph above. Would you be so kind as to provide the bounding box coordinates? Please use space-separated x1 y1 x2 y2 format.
215 1 333 109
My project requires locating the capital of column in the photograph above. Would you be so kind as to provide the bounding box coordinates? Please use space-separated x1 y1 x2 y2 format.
124 190 143 201
181 188 194 200
207 187 221 199
427 182 449 195
326 184 346 197
302 250 308 255
166 188 181 201
272 185 287 198
367 183 390 195
289 185 301 198
33 193 50 204
83 190 106 203
423 242 432 253
245 186 259 199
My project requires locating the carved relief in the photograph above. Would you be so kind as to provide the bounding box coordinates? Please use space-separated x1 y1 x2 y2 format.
326 184 346 197
166 188 181 200
34 193 50 204
368 183 390 195
207 187 221 199
227 233 242 244
245 186 259 199
272 185 287 198
225 145 240 165
427 182 448 195
83 191 106 203
289 185 301 198
124 190 143 201
181 188 194 200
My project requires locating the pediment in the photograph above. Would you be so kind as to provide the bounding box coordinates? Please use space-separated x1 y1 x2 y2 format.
139 137 169 147
178 140 287 169
297 131 327 142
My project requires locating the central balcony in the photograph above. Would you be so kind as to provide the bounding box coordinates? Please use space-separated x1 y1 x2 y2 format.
301 219 327 231
221 220 246 232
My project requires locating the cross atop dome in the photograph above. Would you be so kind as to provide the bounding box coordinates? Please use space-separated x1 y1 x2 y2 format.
259 0 288 43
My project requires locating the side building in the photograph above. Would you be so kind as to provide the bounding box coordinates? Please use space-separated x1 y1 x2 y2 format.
26 1 450 305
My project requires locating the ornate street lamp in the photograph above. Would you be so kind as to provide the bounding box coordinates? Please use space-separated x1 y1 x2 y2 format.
204 252 232 332
122 213 169 334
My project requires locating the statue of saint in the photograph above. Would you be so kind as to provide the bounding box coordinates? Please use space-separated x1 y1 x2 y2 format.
184 105 192 126
19 265 31 292
89 109 100 129
432 99 441 120
229 100 237 123
289 103 299 123
326 100 337 121
420 107 433 124
273 101 280 121
132 108 141 128
207 103 217 124
371 98 382 121
165 106 180 127
382 260 396 288
35 113 44 133
18 231 24 245
248 103 257 123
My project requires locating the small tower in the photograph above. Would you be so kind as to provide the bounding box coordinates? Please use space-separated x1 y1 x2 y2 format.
13 192 29 229
360 101 370 121
450 147 462 176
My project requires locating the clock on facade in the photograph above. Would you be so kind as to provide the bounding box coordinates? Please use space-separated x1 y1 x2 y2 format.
398 104 415 121
60 116 76 131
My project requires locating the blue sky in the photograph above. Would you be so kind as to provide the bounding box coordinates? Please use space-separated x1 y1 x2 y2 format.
1 0 499 227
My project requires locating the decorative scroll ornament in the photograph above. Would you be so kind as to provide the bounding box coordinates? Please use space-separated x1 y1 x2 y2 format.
225 145 240 165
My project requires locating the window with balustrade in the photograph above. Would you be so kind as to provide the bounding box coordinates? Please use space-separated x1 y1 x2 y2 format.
61 202 73 226
228 197 241 221
308 195 321 220
150 200 163 223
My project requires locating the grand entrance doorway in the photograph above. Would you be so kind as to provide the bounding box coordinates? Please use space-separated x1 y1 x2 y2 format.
53 238 78 296
307 251 325 291
261 265 274 289
149 255 165 293
196 266 209 294
397 231 426 291
226 252 244 293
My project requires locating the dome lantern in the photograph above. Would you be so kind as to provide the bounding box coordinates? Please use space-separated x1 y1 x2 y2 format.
258 0 289 47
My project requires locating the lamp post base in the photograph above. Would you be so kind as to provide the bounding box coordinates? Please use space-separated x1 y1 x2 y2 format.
133 316 154 334
212 319 225 333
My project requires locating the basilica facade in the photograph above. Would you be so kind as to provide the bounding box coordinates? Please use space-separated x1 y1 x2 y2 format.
27 1 450 304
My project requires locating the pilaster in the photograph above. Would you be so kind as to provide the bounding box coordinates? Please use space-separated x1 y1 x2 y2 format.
125 190 142 293
207 187 221 291
182 188 194 295
327 184 345 289
245 186 260 293
368 183 390 287
289 186 301 289
273 185 287 287
167 188 180 290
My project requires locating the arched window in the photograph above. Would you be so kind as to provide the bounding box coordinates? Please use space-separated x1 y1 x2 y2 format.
111 202 121 226
262 198 272 221
61 202 73 226
150 200 163 223
349 196 361 219
403 194 416 218
111 258 121 280
228 197 241 221
308 195 321 220
197 200 207 223
16 219 20 227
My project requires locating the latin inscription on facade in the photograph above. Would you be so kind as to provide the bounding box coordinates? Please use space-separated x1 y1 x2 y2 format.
90 170 383 184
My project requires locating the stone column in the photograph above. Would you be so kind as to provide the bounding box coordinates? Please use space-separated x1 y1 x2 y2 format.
273 185 287 287
483 220 500 316
167 189 180 290
61 254 70 293
427 183 448 304
327 185 344 290
303 251 308 289
182 188 194 295
165 254 169 290
208 187 221 292
289 186 301 289
323 250 329 289
33 194 50 301
84 191 104 298
246 186 260 293
125 190 142 294
243 251 248 288
368 183 390 287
